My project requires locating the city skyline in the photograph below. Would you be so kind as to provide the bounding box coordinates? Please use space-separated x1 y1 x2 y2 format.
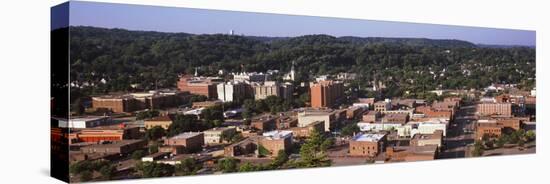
61 1 536 46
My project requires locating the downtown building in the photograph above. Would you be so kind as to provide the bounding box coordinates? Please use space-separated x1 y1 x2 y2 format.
92 90 189 113
310 80 344 108
477 103 513 117
177 75 222 98
349 133 387 157
217 81 249 102
253 81 293 100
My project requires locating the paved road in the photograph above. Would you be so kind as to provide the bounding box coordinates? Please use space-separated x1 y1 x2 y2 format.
440 103 476 159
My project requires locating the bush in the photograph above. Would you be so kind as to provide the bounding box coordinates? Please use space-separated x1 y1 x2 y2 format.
132 150 146 161
79 170 93 182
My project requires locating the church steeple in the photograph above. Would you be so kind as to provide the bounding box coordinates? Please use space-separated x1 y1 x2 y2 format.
290 60 296 81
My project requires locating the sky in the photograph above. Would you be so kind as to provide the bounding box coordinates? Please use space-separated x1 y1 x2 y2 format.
55 1 535 46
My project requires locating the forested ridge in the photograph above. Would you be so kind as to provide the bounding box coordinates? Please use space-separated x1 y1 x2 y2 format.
65 26 536 98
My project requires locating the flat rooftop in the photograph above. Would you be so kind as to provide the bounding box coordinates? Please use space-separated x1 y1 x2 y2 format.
352 133 386 142
84 140 144 148
169 132 203 139
262 130 293 140
412 130 443 140
69 116 109 122
408 145 438 154
204 127 235 133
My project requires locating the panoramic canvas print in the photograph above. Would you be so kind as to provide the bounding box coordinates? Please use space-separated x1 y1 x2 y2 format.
51 1 536 183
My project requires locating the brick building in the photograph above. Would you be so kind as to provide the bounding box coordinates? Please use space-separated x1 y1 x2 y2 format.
275 113 298 129
475 118 523 140
374 100 392 112
250 114 277 131
415 105 453 121
177 75 222 98
298 109 337 132
92 90 189 113
253 81 293 100
164 132 204 153
477 103 513 117
382 113 409 124
362 111 381 123
410 130 443 148
69 125 140 143
203 127 237 145
349 133 387 157
259 130 293 157
144 115 173 129
192 100 222 108
386 145 438 162
475 122 502 140
224 137 259 157
346 106 364 119
288 121 325 138
80 140 147 154
159 145 186 155
310 80 344 108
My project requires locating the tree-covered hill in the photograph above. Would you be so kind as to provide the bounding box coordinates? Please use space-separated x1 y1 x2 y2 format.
64 26 536 98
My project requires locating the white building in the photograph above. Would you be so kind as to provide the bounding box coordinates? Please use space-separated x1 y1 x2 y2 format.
232 72 269 83
283 61 296 81
357 122 413 137
409 122 448 137
217 81 247 102
58 116 110 128
262 130 293 140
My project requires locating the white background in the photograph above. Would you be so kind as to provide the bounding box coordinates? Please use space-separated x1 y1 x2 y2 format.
0 0 547 183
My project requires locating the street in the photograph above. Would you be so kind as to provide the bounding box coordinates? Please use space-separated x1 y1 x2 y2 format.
439 103 476 159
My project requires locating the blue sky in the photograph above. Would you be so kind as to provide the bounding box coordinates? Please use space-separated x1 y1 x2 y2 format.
57 1 535 46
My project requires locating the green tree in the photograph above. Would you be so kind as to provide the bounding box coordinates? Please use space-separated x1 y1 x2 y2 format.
70 160 91 175
99 164 117 180
296 130 331 167
136 161 175 178
518 139 525 147
72 98 85 115
217 158 239 173
340 123 360 137
132 150 146 161
472 140 485 157
149 143 159 154
239 162 260 172
175 158 202 176
79 170 93 182
167 115 197 137
145 126 165 141
258 144 270 157
136 110 160 120
299 92 310 106
496 136 506 148
525 130 536 142
271 150 289 168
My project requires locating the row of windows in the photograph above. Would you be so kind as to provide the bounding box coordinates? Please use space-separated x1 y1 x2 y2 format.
352 146 376 150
